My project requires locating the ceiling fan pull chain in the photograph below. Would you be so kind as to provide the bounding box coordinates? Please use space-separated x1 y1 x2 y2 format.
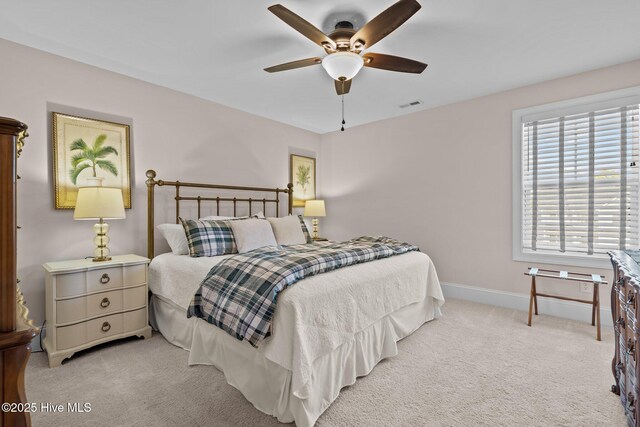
341 92 346 132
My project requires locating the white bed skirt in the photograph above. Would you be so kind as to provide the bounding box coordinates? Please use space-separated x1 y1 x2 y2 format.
150 294 441 427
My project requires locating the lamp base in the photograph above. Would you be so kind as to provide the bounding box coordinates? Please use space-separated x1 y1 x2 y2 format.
312 218 319 239
92 219 112 262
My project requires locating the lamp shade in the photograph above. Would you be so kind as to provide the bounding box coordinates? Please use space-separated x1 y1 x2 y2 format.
304 200 326 217
74 187 126 220
322 52 364 81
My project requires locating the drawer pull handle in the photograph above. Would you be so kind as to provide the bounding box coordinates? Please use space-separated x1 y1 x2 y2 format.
101 322 111 332
628 393 635 412
628 339 636 359
617 361 626 374
100 298 110 308
100 274 110 284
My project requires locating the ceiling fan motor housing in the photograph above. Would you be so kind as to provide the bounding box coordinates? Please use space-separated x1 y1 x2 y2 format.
335 21 354 30
329 22 357 50
322 52 364 81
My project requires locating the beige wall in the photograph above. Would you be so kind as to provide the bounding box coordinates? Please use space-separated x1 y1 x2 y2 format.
3 35 640 347
0 39 321 346
320 59 640 303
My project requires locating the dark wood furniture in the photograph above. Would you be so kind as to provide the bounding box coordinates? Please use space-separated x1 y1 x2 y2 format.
0 117 38 427
610 250 640 427
145 169 293 259
524 267 607 340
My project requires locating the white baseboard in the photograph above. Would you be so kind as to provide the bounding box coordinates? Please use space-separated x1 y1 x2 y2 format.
441 282 613 327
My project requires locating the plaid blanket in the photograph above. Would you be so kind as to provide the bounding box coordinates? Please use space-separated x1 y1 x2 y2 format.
187 236 419 347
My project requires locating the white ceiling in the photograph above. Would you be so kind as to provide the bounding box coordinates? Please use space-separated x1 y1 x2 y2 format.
0 0 639 134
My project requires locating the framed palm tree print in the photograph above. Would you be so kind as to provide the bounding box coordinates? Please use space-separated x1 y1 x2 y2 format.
290 154 316 207
52 112 131 209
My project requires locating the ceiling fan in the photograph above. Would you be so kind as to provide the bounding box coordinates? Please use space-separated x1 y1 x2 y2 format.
264 0 428 96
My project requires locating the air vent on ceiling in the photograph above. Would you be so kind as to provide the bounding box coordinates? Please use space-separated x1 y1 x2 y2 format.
399 100 424 109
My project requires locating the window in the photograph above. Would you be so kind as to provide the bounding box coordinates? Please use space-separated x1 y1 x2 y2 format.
513 87 640 268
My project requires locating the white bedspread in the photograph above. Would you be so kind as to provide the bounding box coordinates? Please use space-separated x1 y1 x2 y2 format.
149 250 444 399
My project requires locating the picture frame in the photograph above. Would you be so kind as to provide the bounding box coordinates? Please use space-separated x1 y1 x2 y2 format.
52 112 131 209
290 154 316 207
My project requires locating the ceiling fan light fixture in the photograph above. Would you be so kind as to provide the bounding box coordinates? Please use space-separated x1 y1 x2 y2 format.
322 52 364 81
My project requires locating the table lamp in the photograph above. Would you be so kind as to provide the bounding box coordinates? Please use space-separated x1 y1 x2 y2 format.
304 200 326 240
73 185 126 261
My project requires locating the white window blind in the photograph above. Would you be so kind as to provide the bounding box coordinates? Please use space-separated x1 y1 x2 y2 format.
521 103 640 257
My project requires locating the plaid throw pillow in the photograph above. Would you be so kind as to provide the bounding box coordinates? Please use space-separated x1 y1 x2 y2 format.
298 215 312 243
180 218 237 257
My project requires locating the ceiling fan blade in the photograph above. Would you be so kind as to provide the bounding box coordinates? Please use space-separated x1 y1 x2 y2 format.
350 0 421 50
264 57 322 73
363 53 427 73
335 79 352 95
268 4 336 51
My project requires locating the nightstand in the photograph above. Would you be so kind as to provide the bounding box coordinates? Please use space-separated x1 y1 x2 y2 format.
42 254 152 367
312 237 328 241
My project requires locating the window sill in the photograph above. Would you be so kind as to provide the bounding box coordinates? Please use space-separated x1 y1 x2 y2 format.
513 250 612 270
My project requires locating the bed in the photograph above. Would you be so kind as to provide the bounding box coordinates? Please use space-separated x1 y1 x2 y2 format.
144 170 445 426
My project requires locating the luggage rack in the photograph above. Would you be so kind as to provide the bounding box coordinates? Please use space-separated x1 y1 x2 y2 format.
524 267 608 341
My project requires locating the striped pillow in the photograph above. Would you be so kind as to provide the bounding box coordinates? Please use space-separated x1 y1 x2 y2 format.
298 215 312 243
180 218 237 257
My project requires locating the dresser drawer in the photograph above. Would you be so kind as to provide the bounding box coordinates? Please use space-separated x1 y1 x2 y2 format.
630 319 640 338
616 313 628 335
55 307 147 351
629 358 638 392
621 289 629 307
55 285 146 325
627 388 637 427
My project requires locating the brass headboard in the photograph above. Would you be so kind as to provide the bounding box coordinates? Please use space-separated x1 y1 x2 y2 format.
145 169 293 259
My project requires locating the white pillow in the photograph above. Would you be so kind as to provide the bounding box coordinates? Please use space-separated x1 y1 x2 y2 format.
200 211 265 220
267 216 306 245
157 223 189 255
199 215 235 220
230 218 277 253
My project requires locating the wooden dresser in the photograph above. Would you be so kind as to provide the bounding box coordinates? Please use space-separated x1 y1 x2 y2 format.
0 117 38 427
42 255 151 367
610 250 640 427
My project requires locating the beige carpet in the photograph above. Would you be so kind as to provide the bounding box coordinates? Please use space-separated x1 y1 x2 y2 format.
26 299 625 426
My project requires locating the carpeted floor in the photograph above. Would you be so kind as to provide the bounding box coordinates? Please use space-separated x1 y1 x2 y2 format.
26 299 626 426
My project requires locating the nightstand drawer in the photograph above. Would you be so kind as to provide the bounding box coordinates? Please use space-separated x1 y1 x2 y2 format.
87 267 124 293
55 285 146 325
55 267 123 298
56 289 122 325
54 264 147 298
123 284 147 310
55 307 147 351
56 312 124 350
54 271 87 298
123 307 147 331
123 264 146 287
